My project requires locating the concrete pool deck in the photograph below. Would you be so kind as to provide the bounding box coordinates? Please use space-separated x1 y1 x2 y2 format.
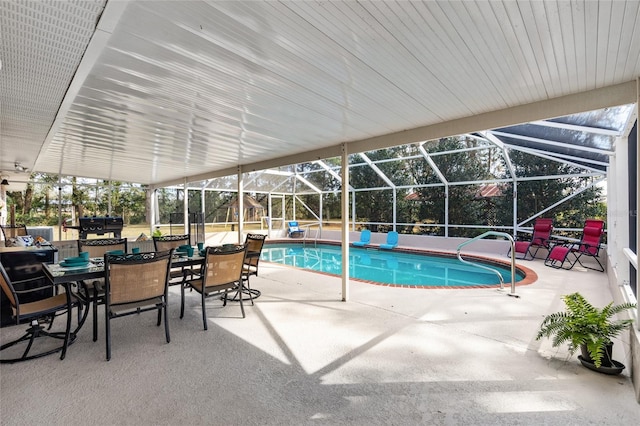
1 252 638 424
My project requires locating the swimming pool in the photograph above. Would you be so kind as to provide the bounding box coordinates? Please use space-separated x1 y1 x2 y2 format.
261 243 527 287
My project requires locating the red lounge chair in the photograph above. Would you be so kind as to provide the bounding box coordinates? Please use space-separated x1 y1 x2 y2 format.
544 219 605 272
508 218 554 260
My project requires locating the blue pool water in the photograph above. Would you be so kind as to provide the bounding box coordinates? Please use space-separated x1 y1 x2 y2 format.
261 243 525 287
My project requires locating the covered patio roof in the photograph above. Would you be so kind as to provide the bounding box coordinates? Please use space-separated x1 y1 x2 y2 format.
0 1 638 187
180 103 634 196
0 0 639 405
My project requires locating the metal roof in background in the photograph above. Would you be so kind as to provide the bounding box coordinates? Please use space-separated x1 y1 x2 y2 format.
488 104 635 171
0 1 639 188
184 101 629 196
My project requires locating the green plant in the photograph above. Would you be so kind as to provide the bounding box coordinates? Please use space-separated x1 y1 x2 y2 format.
536 292 636 368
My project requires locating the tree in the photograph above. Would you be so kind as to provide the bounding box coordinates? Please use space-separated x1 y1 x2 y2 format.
350 147 412 231
71 177 90 219
117 183 146 224
37 173 59 219
413 138 492 236
494 150 604 233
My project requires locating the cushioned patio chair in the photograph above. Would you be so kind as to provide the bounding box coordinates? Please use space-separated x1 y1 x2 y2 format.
104 250 173 361
1 224 28 246
0 262 77 363
76 238 127 342
153 234 195 285
507 218 553 260
379 231 399 250
352 229 371 247
1 223 28 239
544 219 605 272
180 244 248 330
240 233 266 304
287 221 305 238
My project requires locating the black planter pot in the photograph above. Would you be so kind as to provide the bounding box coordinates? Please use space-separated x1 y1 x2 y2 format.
578 343 625 375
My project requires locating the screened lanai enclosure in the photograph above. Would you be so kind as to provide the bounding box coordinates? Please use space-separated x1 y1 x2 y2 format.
151 104 634 243
1 0 639 400
9 102 633 278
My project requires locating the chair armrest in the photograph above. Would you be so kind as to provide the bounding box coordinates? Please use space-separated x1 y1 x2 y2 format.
14 285 55 295
182 267 202 280
579 242 599 250
11 276 54 294
11 276 46 285
557 241 578 250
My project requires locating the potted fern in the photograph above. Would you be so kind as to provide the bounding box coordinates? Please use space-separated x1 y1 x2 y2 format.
536 292 636 374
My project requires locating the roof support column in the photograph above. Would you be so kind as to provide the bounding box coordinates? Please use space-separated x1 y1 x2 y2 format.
107 181 112 216
319 194 323 236
393 189 397 232
56 180 62 241
352 192 356 232
341 143 350 302
444 186 449 238
149 188 157 236
608 136 630 290
292 186 296 221
201 187 206 242
630 77 640 326
183 178 189 235
237 166 244 242
513 183 518 237
267 194 273 238
200 187 205 218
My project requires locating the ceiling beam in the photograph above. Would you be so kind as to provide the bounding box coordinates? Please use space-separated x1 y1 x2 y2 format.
348 81 636 154
490 130 614 156
529 120 622 136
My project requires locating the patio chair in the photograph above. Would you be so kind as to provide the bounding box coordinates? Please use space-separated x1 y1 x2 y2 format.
104 250 173 361
0 262 77 363
544 219 605 272
379 231 399 250
507 218 554 260
180 244 248 329
1 223 28 239
153 234 195 284
240 233 266 304
76 238 128 342
1 224 28 246
352 229 371 247
287 221 305 238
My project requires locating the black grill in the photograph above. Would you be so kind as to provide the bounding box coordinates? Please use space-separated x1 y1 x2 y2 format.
104 216 124 232
78 216 123 239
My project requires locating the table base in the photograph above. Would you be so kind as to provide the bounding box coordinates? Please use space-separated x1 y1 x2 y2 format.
223 287 261 302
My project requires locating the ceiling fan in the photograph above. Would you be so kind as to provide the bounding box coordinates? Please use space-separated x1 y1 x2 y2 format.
14 162 29 173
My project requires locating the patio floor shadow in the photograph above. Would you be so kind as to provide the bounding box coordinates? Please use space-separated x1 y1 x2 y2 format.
1 256 638 425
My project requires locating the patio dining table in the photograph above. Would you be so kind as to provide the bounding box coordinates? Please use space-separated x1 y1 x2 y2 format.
42 254 205 286
42 254 207 337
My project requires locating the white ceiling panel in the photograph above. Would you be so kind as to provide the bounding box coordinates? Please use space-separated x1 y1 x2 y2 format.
1 0 638 186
